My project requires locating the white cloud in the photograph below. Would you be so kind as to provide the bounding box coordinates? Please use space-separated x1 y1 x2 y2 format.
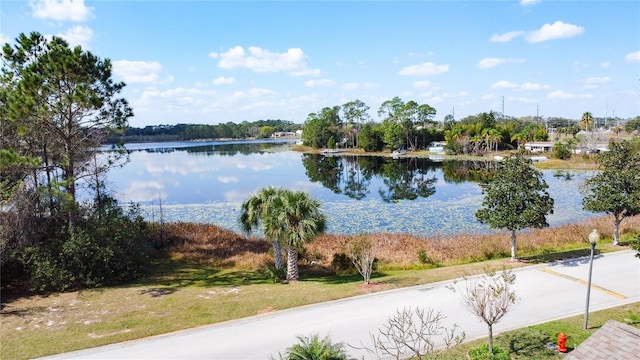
481 94 495 100
113 60 162 83
520 82 551 90
520 0 540 6
413 80 431 88
213 76 235 85
492 81 550 90
304 79 336 87
341 82 359 90
217 176 238 184
526 21 584 43
56 25 93 49
582 76 610 85
30 0 93 22
625 51 640 62
363 83 379 89
213 45 319 75
547 90 594 100
581 76 610 89
491 81 518 89
489 31 523 43
600 62 611 68
398 62 448 76
477 57 525 69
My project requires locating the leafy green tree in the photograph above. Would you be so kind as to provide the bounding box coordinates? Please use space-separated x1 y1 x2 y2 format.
552 141 571 160
358 123 384 152
2 32 132 228
239 187 285 270
341 99 370 148
582 141 640 245
275 334 354 360
258 125 275 138
476 154 554 260
273 189 326 281
302 106 341 149
625 116 640 132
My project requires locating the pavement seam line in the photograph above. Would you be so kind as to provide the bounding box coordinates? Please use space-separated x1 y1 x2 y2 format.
538 268 627 300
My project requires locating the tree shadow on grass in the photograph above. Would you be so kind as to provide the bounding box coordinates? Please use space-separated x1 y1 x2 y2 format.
520 248 596 265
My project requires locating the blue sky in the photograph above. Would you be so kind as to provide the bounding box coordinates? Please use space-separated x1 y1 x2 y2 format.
2 0 639 127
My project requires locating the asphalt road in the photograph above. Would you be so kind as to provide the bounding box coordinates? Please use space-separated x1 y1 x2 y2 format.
41 250 640 360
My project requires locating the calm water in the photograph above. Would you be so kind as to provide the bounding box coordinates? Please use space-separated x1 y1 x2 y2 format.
103 140 597 237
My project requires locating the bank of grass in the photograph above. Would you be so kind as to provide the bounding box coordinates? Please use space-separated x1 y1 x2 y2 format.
439 302 640 359
1 216 638 360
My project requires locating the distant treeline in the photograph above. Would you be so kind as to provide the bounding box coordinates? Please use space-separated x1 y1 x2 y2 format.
106 119 302 143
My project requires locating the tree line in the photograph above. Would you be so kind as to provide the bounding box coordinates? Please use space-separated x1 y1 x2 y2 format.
107 119 301 143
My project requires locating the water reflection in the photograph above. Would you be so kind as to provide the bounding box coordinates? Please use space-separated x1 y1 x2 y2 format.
105 141 596 236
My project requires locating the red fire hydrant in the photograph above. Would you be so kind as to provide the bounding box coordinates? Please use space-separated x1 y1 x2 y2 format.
557 332 567 353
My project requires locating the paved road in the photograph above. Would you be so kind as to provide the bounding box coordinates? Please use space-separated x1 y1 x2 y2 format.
42 250 639 360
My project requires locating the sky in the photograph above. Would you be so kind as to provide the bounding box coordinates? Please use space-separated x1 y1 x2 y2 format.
1 0 639 128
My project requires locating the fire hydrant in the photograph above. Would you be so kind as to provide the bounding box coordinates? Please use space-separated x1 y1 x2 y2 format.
557 332 567 353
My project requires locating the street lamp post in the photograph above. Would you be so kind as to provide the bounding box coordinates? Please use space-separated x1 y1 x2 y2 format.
584 229 599 329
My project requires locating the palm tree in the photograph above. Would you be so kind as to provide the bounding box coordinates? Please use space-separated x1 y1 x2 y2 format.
276 334 353 360
275 189 326 281
581 112 594 132
239 187 285 270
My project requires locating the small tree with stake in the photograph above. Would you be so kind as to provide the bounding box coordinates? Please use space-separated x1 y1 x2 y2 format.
450 268 517 356
349 235 376 285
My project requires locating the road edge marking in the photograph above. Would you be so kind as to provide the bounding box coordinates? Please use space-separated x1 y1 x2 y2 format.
538 268 628 300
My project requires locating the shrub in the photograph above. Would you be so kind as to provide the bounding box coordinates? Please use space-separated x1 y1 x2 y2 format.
275 334 354 360
630 234 640 259
468 344 510 360
265 265 287 283
331 253 353 274
8 196 155 292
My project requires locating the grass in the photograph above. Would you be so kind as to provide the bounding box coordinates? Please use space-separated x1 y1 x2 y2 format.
439 302 640 359
1 216 638 360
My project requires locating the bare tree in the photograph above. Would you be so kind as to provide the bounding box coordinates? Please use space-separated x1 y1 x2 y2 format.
450 268 516 354
349 235 376 284
354 307 465 360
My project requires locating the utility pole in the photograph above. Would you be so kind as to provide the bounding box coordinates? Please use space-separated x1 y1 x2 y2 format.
501 96 505 119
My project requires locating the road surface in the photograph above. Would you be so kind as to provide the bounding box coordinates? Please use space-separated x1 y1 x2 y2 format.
40 250 640 359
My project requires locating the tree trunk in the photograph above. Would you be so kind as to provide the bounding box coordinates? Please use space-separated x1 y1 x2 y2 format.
510 230 517 261
286 246 299 281
488 324 494 354
272 241 284 269
614 216 621 246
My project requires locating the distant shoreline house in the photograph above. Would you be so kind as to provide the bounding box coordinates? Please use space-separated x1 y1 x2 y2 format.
523 142 554 153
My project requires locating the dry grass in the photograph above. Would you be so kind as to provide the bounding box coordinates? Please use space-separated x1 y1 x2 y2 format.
150 215 639 272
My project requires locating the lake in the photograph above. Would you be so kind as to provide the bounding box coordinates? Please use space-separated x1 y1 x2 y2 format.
102 140 598 237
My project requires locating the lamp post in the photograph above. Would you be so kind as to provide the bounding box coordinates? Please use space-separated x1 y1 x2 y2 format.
584 229 599 329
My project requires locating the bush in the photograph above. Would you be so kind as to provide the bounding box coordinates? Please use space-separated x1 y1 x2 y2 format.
630 234 640 259
275 334 354 360
265 265 286 283
6 196 155 292
468 344 510 360
331 253 353 274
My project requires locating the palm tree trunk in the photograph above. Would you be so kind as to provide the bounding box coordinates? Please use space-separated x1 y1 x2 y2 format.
272 241 284 269
286 246 299 281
